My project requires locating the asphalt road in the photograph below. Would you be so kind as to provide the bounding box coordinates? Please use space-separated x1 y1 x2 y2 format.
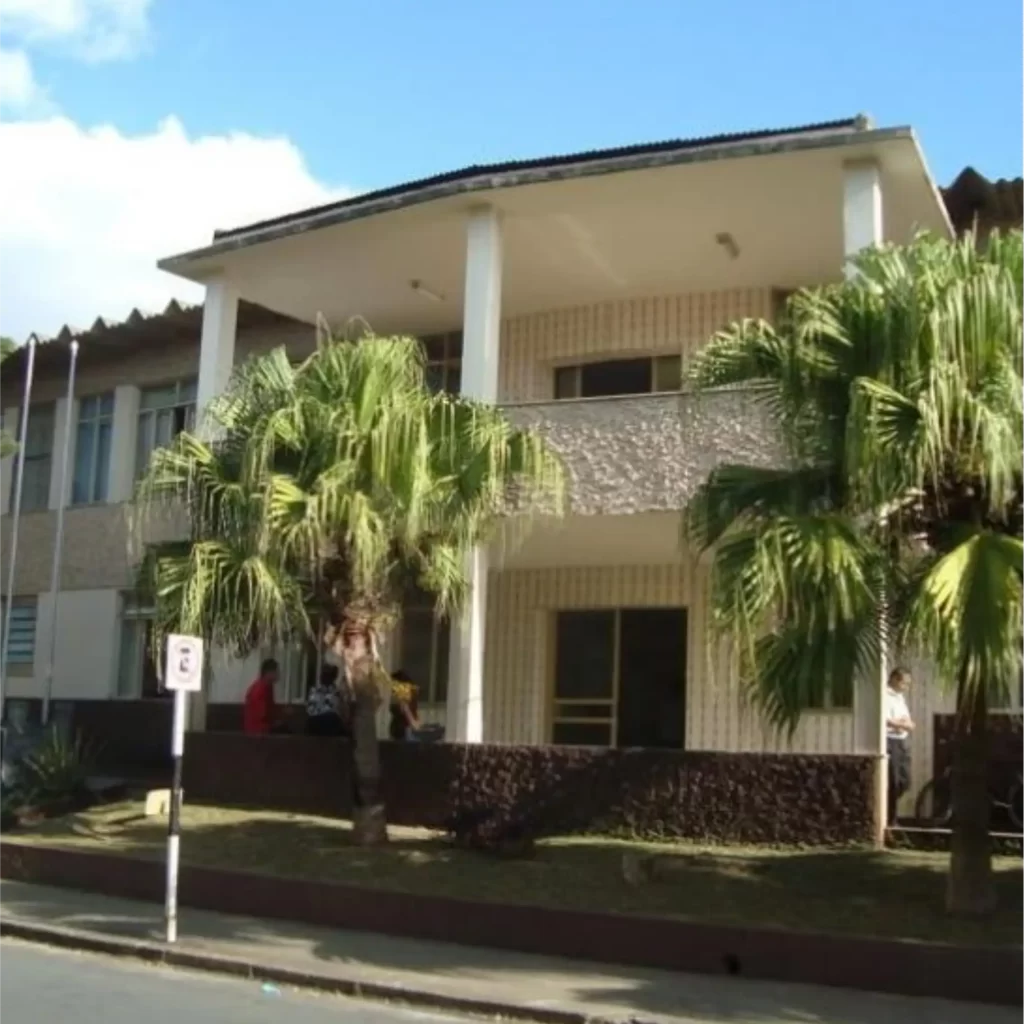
0 940 483 1024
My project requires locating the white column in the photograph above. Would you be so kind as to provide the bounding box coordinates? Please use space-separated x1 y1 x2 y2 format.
842 160 883 279
845 159 887 842
47 397 76 511
190 279 239 731
460 206 503 400
108 385 141 503
0 405 19 514
446 207 503 743
196 278 240 429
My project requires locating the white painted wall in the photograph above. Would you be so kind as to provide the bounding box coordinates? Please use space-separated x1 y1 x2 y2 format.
26 589 121 699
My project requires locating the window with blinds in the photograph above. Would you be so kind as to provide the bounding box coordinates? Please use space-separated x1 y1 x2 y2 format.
2 598 38 673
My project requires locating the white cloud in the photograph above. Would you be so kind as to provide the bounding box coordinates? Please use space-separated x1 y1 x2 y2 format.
1 0 151 62
0 115 350 339
0 48 44 111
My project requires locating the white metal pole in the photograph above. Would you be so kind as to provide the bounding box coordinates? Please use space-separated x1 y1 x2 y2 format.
1 338 38 714
165 687 188 944
42 341 79 727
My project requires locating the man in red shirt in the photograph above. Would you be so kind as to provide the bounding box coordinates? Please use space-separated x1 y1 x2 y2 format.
243 658 283 735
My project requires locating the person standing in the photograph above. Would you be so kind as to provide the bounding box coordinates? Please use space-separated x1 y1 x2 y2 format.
885 668 914 825
243 658 285 735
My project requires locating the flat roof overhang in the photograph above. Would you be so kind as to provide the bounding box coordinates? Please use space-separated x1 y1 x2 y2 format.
158 122 952 334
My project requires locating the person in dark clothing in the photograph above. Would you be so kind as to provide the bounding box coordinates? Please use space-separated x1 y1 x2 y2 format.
388 669 421 741
305 663 350 737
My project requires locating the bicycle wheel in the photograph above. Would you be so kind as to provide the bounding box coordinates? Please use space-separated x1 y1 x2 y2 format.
915 778 953 825
1009 779 1023 832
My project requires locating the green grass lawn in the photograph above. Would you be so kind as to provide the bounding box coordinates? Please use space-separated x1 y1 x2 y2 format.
7 800 1021 948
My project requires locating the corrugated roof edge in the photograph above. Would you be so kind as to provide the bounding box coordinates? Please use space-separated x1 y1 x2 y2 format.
1 300 300 379
21 298 199 348
160 115 884 272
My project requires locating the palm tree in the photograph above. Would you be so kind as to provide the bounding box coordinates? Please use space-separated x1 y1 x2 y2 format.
133 331 563 844
685 230 1022 915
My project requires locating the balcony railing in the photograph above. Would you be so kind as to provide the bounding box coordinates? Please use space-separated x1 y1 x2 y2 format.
502 389 784 516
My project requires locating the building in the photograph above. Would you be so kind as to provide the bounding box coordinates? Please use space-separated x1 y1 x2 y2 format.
0 117 1013 807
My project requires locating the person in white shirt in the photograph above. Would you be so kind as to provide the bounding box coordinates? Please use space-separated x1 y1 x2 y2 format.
885 668 914 825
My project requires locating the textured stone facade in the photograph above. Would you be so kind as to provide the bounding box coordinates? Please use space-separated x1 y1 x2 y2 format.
505 389 784 516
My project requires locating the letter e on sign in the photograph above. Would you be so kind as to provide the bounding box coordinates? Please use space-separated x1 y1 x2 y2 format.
165 634 205 692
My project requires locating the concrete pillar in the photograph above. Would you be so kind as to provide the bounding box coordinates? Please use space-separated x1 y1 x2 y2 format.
845 158 887 843
108 385 141 503
843 160 883 279
190 279 239 730
446 207 503 743
196 278 240 430
0 405 19 514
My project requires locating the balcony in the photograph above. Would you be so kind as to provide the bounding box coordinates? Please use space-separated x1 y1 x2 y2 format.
502 389 784 516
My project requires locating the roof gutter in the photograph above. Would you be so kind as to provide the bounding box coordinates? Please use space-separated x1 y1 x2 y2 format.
159 126 914 279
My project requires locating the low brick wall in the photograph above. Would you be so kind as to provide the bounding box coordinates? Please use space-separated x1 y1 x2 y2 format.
69 700 174 776
181 734 875 846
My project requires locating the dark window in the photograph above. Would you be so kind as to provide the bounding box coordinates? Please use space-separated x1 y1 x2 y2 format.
554 355 682 400
420 333 462 395
398 586 450 703
9 403 55 512
616 608 687 749
554 611 615 699
136 380 197 478
552 721 613 746
551 607 687 749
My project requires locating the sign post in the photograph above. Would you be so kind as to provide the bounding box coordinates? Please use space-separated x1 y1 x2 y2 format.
163 633 204 944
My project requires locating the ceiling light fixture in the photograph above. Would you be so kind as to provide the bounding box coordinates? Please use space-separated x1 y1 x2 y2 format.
715 232 740 260
410 279 444 303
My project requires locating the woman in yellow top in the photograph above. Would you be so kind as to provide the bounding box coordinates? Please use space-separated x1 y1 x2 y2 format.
388 669 421 741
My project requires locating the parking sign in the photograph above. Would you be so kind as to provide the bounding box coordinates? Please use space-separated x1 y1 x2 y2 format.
164 634 204 693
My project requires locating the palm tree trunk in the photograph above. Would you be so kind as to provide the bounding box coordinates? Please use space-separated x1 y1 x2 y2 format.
350 689 386 845
946 675 994 914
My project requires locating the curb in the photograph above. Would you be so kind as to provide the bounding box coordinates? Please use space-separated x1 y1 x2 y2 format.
0 917 622 1024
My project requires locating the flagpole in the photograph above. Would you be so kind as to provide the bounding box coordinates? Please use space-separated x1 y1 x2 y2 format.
41 341 79 728
1 337 38 715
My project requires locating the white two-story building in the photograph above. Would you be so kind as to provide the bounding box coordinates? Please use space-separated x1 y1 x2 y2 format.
2 115 981 805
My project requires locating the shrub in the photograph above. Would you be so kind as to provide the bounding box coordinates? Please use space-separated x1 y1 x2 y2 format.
18 728 99 807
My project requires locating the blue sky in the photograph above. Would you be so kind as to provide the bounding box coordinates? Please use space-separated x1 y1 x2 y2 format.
1 0 1020 338
40 0 1023 186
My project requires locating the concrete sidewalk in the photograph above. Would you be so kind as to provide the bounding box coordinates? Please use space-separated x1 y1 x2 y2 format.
0 880 1009 1024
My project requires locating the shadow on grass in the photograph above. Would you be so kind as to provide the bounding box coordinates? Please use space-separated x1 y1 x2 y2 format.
45 808 1024 940
6 805 1022 1024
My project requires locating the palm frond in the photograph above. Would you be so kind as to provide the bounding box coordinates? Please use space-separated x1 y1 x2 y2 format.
132 332 564 653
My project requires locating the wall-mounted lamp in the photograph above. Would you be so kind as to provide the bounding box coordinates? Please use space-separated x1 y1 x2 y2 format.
410 279 445 303
715 232 740 260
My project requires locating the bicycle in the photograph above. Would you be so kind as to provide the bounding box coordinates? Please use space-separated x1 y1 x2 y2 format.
914 768 1023 831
